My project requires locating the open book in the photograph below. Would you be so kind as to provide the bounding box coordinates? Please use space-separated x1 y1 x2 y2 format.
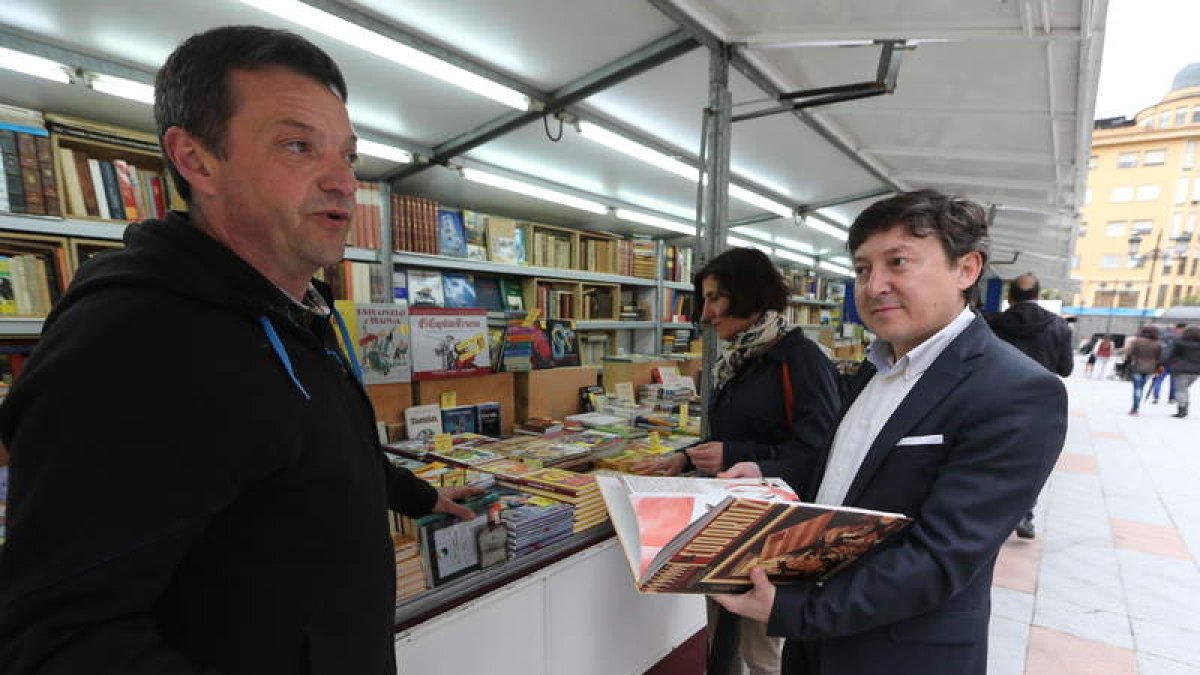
597 475 910 594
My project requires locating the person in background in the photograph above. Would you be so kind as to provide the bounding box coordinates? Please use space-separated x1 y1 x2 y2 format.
1150 323 1187 404
716 190 1066 675
1093 334 1115 379
1166 325 1200 418
0 26 476 675
985 272 1073 539
1125 326 1162 416
638 247 842 675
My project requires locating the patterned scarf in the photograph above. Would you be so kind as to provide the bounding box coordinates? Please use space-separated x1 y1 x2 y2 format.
712 310 793 390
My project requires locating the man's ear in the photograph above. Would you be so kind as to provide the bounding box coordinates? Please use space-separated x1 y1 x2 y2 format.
162 126 218 198
956 251 984 291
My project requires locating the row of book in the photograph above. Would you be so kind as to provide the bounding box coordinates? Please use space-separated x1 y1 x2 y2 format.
348 181 384 250
58 149 168 222
0 108 59 217
0 235 66 317
403 402 502 440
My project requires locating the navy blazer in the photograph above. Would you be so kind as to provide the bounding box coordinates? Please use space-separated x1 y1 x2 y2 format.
767 316 1067 675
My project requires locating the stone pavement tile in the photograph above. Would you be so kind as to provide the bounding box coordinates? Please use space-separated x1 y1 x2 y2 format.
995 537 1043 594
1033 593 1134 650
1111 519 1193 559
1037 549 1126 615
1139 653 1200 675
992 586 1035 624
1104 490 1173 527
1089 431 1125 441
987 615 1028 675
1130 620 1200 667
1117 551 1200 631
1025 625 1138 675
1057 452 1101 474
1044 474 1113 542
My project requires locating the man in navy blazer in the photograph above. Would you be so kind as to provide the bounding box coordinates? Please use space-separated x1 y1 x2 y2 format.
716 190 1067 675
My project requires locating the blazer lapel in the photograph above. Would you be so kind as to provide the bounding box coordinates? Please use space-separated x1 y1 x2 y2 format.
840 318 989 505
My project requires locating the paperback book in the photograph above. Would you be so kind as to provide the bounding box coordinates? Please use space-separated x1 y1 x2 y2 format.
333 301 412 384
442 272 478 308
598 475 910 594
408 307 491 380
407 269 445 307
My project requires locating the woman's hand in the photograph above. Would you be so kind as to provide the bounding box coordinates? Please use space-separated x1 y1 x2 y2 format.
717 462 763 479
686 442 725 475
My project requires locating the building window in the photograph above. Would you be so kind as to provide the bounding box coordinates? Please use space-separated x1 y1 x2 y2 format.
1085 189 1092 204
1178 177 1190 204
1177 109 1189 126
1144 149 1167 165
1192 177 1200 202
1072 255 1080 270
1111 186 1134 202
1194 108 1200 124
1117 152 1139 168
1133 219 1154 235
1078 222 1088 236
1186 141 1197 169
1088 155 1098 169
1100 255 1123 269
1193 258 1199 276
1106 221 1126 237
1188 213 1197 239
1160 111 1172 128
1135 185 1161 201
1157 285 1169 306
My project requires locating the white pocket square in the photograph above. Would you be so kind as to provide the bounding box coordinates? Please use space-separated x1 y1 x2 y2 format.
896 434 944 446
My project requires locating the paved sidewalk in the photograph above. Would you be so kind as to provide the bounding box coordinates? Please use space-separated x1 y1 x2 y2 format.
988 364 1200 675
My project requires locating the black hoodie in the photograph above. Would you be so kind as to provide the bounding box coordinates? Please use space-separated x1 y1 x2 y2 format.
985 301 1074 377
0 213 437 675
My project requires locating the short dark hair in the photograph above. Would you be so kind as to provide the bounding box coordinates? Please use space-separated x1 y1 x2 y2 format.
848 189 991 303
1009 273 1040 303
690 247 789 323
154 26 348 202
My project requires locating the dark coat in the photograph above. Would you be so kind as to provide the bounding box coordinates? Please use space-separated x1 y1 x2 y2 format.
0 214 438 675
769 317 1066 675
1170 336 1200 375
707 328 842 474
985 301 1074 376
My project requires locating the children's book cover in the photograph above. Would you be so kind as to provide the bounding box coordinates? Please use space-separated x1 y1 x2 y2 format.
333 301 412 384
404 404 443 441
407 269 444 307
462 210 489 261
473 277 503 312
442 272 478 308
440 405 478 435
546 319 580 367
436 208 468 258
409 307 492 380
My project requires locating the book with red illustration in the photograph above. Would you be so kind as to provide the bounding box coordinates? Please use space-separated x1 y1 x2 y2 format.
597 475 910 594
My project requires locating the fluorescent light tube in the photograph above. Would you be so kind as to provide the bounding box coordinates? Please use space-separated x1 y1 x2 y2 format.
239 0 530 110
89 73 155 104
775 249 815 266
727 236 773 255
615 208 696 235
578 122 699 181
731 226 771 240
829 255 851 266
729 185 792 218
774 236 815 254
356 139 411 164
819 261 855 277
805 217 850 241
0 46 71 84
462 168 606 214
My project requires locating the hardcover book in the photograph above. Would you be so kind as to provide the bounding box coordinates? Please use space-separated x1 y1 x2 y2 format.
546 319 580 367
597 475 910 594
462 210 489 261
333 300 412 384
486 217 519 265
408 307 491 380
473 277 503 312
407 269 444 307
499 278 525 312
440 404 478 435
475 401 502 437
441 272 478 308
436 208 468 258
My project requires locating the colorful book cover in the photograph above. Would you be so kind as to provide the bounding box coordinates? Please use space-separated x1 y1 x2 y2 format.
436 208 468 258
442 272 478 308
597 475 909 594
487 217 519 265
404 404 443 441
462 210 489 261
407 269 444 307
546 319 580 367
440 405 478 435
392 269 408 303
499 278 524 311
334 300 412 384
408 307 491 380
529 323 554 370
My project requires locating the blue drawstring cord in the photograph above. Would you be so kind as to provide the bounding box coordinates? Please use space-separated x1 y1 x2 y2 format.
330 305 363 384
258 316 311 400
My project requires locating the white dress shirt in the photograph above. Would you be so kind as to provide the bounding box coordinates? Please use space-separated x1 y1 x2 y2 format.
815 306 976 506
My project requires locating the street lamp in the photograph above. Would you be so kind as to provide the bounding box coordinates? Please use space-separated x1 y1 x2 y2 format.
1128 231 1189 311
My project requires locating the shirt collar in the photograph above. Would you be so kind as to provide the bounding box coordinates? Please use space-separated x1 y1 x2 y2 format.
866 305 975 380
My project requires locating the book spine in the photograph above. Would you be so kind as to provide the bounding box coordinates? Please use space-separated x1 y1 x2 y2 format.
97 161 125 220
15 132 45 215
34 136 59 216
0 130 24 213
111 159 141 221
57 147 85 216
87 159 111 219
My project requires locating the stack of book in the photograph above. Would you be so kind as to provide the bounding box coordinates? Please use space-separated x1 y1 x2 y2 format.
501 497 575 558
499 468 607 533
393 535 428 602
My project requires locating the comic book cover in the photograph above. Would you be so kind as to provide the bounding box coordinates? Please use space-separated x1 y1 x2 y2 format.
408 307 491 380
333 300 411 384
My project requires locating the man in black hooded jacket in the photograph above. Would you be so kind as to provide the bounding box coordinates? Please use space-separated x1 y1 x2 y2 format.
0 26 476 675
986 273 1073 539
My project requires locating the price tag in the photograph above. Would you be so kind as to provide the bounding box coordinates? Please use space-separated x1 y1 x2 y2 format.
648 431 663 453
440 391 457 409
679 403 689 429
522 308 542 326
433 433 452 453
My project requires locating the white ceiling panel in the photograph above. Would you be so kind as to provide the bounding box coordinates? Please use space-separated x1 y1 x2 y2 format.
348 0 678 92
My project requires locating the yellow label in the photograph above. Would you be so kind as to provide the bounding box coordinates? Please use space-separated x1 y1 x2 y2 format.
433 433 453 452
440 391 457 409
648 431 663 453
522 307 542 326
679 403 689 429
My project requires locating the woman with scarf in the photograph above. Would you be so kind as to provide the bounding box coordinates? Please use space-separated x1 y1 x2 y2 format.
642 247 842 675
